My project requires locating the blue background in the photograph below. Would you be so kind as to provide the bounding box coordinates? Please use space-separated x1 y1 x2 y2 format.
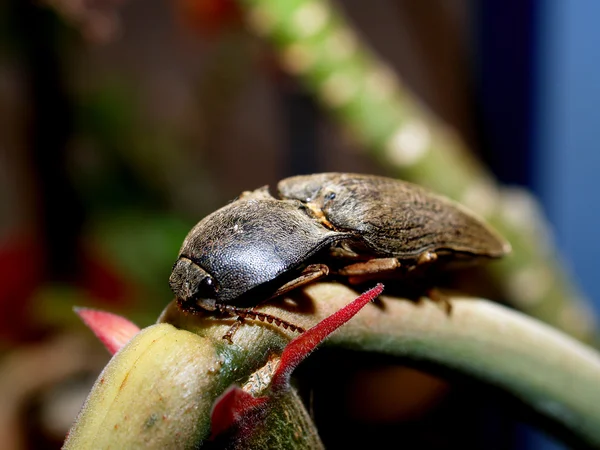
481 2 600 449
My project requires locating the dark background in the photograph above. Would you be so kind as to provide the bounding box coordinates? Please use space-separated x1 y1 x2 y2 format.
0 1 597 449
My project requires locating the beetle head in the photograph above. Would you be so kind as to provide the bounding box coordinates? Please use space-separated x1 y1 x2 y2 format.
169 257 218 308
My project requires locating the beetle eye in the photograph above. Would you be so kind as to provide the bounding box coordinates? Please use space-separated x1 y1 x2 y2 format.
193 269 217 298
190 274 218 301
200 275 216 292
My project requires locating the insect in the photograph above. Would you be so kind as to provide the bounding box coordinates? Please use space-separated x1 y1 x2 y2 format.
169 173 510 337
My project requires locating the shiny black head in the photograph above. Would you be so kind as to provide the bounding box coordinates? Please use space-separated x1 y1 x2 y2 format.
169 257 218 310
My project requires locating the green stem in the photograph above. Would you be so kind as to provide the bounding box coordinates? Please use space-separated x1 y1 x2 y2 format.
165 282 600 447
303 283 600 447
65 284 600 448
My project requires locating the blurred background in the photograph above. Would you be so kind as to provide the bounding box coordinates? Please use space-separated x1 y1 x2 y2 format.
0 0 598 448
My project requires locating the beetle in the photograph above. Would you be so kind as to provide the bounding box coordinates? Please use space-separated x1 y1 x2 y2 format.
169 173 510 334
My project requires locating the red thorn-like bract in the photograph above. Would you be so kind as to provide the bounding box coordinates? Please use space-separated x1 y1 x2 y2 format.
75 308 140 355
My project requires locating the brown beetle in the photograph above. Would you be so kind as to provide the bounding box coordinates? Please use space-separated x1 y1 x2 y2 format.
169 173 510 335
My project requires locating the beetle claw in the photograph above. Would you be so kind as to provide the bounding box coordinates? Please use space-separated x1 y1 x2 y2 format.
425 288 453 315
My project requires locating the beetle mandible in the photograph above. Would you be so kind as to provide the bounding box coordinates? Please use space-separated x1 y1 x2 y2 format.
169 173 510 332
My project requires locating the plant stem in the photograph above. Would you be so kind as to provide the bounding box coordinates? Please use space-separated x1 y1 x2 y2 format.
298 283 600 447
66 284 600 448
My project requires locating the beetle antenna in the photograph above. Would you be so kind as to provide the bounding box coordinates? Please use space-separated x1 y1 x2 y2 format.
213 303 306 333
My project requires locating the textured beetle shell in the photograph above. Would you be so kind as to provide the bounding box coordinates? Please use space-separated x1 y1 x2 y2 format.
177 196 350 302
278 173 510 261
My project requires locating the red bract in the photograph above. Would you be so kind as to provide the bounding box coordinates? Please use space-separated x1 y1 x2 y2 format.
0 235 44 341
271 283 384 390
78 247 134 306
0 231 133 342
210 284 384 439
176 0 241 36
210 386 268 440
75 308 140 354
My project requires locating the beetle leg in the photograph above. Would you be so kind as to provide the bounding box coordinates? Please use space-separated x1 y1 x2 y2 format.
414 250 438 268
329 242 362 259
335 251 437 279
338 258 403 285
425 288 453 315
338 258 401 277
222 317 244 344
268 264 330 299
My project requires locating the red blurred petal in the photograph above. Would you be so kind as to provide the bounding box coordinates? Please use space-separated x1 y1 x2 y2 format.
75 308 140 354
0 234 44 341
272 284 384 390
79 246 135 306
210 385 267 440
176 0 241 36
